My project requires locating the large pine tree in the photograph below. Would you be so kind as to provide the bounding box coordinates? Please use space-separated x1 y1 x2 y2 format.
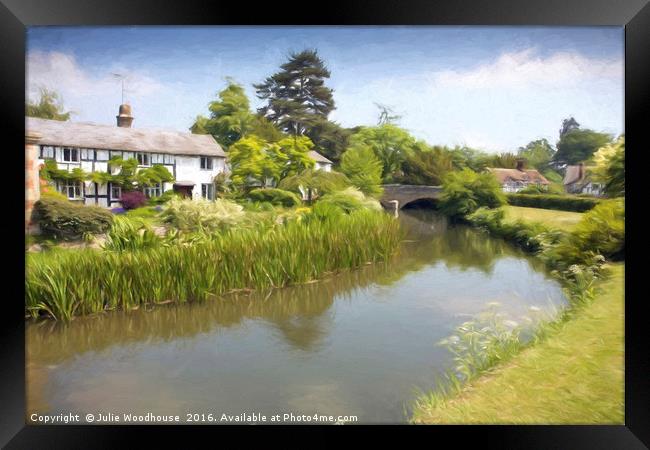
254 49 335 137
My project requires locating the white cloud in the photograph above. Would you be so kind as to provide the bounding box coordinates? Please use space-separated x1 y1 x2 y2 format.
26 51 165 119
430 48 622 91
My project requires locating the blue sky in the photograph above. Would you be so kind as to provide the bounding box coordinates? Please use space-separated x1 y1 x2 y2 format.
26 26 624 152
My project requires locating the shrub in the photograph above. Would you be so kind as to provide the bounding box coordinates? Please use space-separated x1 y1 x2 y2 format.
439 169 506 219
162 197 246 232
40 186 69 201
315 187 382 214
339 145 384 198
32 197 113 240
506 193 600 212
544 199 624 268
148 189 181 206
248 188 302 207
120 191 148 210
103 216 162 252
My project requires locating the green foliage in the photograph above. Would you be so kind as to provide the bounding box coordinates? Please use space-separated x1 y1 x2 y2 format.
103 216 162 252
439 169 506 219
544 199 625 269
136 164 174 187
248 188 302 207
227 136 284 187
26 87 72 121
148 189 181 205
305 119 355 164
485 152 520 169
339 144 384 197
312 187 382 218
348 124 417 181
506 193 601 212
26 209 401 320
592 135 624 197
278 168 351 203
161 197 246 232
517 138 555 170
398 144 457 186
554 129 613 165
255 49 335 136
32 197 113 240
190 79 256 148
39 186 69 202
276 136 316 178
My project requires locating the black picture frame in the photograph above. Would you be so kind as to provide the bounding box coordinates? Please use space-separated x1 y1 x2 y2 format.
1 0 647 447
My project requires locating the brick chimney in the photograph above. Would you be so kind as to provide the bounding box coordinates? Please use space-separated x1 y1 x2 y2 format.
116 103 134 128
516 158 525 171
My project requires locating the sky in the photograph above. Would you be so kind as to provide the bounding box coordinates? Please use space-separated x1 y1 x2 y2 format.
26 26 624 152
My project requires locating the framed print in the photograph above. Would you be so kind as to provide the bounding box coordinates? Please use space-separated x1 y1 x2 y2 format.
1 0 648 447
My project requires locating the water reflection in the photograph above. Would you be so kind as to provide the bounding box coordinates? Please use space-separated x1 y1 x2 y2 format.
26 209 566 423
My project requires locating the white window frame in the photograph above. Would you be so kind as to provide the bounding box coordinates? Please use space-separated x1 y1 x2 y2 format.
144 183 162 198
62 148 80 162
40 146 54 159
58 180 83 200
111 185 122 200
201 183 214 200
136 152 150 166
200 156 213 170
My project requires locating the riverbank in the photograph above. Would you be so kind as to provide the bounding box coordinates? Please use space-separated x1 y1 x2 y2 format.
501 205 583 231
412 263 624 424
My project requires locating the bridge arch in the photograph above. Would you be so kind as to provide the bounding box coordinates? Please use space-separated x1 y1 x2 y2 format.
380 184 443 210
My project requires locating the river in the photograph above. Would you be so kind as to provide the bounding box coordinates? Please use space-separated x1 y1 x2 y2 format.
26 209 568 424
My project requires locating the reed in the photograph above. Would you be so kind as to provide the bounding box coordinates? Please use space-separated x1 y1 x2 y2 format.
26 210 401 321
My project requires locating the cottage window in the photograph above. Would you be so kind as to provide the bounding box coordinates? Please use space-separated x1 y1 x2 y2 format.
96 150 109 161
58 180 82 199
164 154 175 164
144 183 162 198
201 183 214 200
63 148 79 162
200 157 213 170
136 152 150 166
111 185 121 200
40 146 54 159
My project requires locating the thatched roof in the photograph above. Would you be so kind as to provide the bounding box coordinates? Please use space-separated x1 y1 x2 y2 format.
26 117 226 157
309 150 332 164
563 164 593 186
487 167 550 185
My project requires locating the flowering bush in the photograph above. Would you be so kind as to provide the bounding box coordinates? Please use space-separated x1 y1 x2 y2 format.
120 191 147 210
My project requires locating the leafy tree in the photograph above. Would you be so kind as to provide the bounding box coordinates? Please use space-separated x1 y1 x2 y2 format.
278 168 350 204
554 129 613 165
249 115 285 142
254 49 335 136
348 124 417 182
559 117 580 137
592 135 625 197
276 136 316 178
398 144 456 186
439 168 506 219
107 157 173 190
227 136 284 188
485 152 519 169
304 119 356 164
26 88 72 121
340 145 384 198
190 79 256 148
517 138 555 170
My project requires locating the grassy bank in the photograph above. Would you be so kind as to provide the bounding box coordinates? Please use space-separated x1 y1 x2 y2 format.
26 209 401 321
413 263 624 424
501 205 583 232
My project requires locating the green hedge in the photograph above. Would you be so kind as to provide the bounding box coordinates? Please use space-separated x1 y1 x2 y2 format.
506 193 601 212
248 188 302 207
33 198 113 240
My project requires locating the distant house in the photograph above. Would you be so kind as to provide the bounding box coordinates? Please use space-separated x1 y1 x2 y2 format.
487 160 550 193
563 163 604 196
309 151 333 172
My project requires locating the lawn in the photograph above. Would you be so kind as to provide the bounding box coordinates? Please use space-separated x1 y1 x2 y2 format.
413 263 624 424
501 205 584 231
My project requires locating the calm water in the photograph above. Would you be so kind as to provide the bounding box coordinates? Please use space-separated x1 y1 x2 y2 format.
26 210 567 424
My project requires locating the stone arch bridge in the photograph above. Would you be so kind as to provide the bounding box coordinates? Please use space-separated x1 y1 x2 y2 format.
380 184 443 210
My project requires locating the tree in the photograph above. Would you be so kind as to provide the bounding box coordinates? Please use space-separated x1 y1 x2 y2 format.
278 168 350 204
348 124 417 182
592 135 625 197
439 168 506 219
190 79 256 148
554 129 613 165
559 117 580 138
375 103 402 125
485 152 519 169
304 119 356 164
340 145 384 198
254 49 335 137
517 139 555 170
26 88 72 121
276 136 316 178
227 136 284 188
398 144 456 186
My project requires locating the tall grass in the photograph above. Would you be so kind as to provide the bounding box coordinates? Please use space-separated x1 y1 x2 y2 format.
26 210 401 321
